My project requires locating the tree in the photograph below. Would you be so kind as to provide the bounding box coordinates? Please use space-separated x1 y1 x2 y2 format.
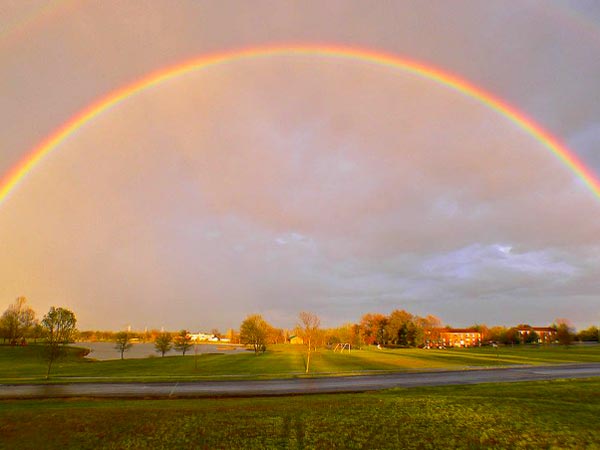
577 326 599 342
0 314 8 344
524 330 539 344
29 321 44 343
267 326 285 344
406 321 424 347
504 327 520 345
114 331 134 359
471 323 490 342
422 315 443 347
1 297 36 344
555 319 574 347
385 310 412 346
226 328 238 343
154 333 173 357
173 330 193 356
489 326 508 344
359 313 388 345
41 306 77 379
350 323 362 348
239 314 270 354
297 311 321 374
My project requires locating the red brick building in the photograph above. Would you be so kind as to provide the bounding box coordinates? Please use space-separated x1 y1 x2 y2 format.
426 328 482 348
516 326 557 344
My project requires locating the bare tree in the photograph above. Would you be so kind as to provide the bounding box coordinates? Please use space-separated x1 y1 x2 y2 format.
297 311 320 374
1 297 36 345
41 306 77 379
114 331 134 359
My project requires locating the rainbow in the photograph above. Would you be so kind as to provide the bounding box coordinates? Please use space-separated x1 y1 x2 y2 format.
2 44 600 205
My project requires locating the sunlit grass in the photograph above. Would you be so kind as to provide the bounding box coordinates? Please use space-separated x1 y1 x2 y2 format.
1 343 598 383
1 378 598 449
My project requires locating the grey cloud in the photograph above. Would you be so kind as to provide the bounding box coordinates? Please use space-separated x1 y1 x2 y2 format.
1 1 600 330
421 244 578 280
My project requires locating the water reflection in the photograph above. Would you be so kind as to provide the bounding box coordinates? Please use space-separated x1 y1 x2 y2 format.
79 341 246 360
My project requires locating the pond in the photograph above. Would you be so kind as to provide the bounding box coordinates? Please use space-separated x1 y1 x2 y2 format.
78 341 247 360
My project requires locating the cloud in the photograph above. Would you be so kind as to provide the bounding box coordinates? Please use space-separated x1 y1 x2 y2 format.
2 1 600 331
275 232 309 245
567 123 600 173
421 244 578 280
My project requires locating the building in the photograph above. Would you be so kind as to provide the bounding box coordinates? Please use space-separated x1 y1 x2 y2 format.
288 335 304 345
435 328 482 348
516 326 557 344
188 332 219 342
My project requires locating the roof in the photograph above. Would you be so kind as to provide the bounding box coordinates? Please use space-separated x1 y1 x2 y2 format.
438 328 481 333
516 326 556 332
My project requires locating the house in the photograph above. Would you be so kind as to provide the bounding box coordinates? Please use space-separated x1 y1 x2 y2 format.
516 326 557 344
434 328 482 348
288 335 304 345
188 333 214 342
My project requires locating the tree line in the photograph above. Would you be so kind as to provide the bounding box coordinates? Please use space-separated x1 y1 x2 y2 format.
0 297 77 378
3 297 598 369
234 310 598 354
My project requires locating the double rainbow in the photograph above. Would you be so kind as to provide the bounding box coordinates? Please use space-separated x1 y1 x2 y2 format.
2 44 599 205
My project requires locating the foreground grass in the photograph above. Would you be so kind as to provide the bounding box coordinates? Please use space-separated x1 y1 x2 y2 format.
1 343 599 383
1 378 598 449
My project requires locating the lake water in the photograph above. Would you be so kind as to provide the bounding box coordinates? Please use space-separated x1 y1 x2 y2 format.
79 341 247 361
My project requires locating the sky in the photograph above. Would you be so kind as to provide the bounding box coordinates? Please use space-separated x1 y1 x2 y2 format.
1 0 600 331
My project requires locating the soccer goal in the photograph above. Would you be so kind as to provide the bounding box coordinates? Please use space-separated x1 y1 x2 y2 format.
333 343 351 353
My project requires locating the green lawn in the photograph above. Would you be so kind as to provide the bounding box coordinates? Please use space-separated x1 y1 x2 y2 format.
1 343 599 383
1 378 598 449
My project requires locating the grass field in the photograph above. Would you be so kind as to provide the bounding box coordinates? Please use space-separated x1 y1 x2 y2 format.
1 343 599 383
1 378 598 449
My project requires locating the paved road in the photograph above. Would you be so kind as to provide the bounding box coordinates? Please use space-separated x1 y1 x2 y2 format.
1 363 599 399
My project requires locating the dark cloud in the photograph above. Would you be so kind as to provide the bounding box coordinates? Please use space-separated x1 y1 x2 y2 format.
1 1 600 330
